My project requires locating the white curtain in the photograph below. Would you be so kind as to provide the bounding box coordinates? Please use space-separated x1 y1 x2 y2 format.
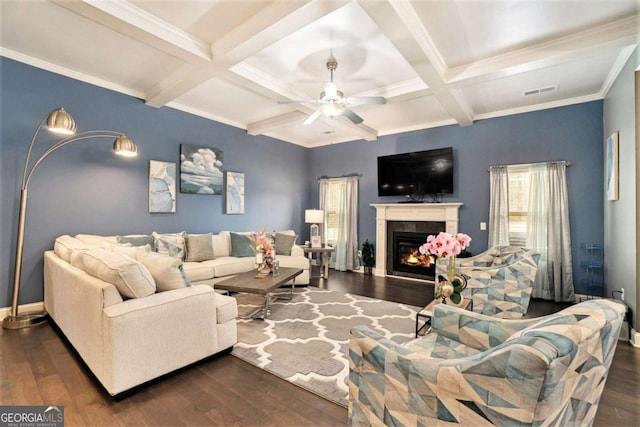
527 164 551 299
488 166 510 247
546 162 575 302
319 176 359 271
527 162 575 302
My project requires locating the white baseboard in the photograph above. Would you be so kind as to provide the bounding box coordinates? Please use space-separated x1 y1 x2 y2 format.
0 301 45 319
630 328 640 347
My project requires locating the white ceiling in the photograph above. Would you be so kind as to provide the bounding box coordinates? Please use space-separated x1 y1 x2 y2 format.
1 0 638 148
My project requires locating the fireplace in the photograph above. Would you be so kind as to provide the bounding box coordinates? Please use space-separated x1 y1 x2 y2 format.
371 203 462 279
392 232 436 280
385 220 445 280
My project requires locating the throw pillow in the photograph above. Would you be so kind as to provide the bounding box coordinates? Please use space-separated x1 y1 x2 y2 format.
69 248 88 270
274 232 297 256
230 232 254 257
136 251 192 291
117 234 154 247
152 231 186 259
101 241 151 259
54 235 88 262
82 248 156 299
212 232 231 257
185 233 214 262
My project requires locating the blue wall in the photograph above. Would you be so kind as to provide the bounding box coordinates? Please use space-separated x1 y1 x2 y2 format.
0 57 309 308
307 101 604 295
1 55 606 308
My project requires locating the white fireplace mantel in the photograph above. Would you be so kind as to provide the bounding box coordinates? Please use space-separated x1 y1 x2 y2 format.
370 203 463 277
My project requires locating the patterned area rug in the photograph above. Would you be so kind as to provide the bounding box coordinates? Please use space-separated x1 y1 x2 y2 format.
231 288 420 407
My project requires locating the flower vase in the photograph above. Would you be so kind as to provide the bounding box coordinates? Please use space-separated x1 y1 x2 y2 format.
447 255 456 282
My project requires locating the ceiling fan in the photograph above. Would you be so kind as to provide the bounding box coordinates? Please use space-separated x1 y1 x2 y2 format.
279 57 386 125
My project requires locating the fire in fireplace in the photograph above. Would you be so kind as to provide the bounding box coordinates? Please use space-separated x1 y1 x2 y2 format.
392 232 436 280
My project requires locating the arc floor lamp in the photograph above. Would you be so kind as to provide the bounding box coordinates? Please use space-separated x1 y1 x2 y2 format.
2 108 138 330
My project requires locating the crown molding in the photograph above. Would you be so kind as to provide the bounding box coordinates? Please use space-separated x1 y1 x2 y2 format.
0 48 144 99
473 93 603 122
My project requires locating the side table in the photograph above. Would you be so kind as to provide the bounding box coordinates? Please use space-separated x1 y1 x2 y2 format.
302 246 335 279
415 297 473 338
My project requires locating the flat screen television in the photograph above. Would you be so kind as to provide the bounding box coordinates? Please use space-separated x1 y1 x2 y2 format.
377 148 454 198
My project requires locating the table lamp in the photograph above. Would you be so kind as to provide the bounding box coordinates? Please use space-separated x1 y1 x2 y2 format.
305 209 324 247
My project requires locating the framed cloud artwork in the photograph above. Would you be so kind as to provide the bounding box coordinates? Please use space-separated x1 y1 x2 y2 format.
606 132 619 201
180 144 224 194
149 160 176 213
225 171 245 214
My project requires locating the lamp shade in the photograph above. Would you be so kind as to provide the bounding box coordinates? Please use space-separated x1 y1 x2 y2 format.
305 209 324 224
46 108 77 135
113 135 138 157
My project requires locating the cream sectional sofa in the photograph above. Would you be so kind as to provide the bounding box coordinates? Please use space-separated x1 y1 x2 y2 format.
44 230 309 396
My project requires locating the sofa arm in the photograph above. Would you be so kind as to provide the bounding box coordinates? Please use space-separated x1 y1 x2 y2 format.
430 304 542 351
100 285 219 395
290 244 304 257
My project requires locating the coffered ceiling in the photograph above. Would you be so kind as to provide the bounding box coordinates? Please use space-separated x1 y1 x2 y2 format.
1 1 638 147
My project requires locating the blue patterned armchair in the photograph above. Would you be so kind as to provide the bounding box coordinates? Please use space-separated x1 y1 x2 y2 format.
349 299 625 426
437 246 541 318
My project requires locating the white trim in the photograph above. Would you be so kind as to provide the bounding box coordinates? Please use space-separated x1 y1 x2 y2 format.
631 328 640 348
370 203 463 278
600 45 638 97
474 94 603 122
0 302 45 319
0 48 144 99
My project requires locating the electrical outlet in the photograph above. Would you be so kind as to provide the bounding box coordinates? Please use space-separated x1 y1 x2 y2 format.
480 222 487 230
621 288 625 301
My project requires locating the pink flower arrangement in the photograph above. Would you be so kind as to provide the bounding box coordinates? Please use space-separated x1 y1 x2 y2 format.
248 228 274 259
419 232 471 258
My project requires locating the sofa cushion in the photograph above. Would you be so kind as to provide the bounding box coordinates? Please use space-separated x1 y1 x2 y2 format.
101 241 151 259
274 232 297 256
185 233 214 262
215 293 238 324
152 231 186 259
54 235 88 262
74 234 118 247
116 234 154 247
212 257 255 277
82 248 156 299
69 248 88 270
212 233 231 258
230 232 254 257
183 260 217 282
137 251 191 291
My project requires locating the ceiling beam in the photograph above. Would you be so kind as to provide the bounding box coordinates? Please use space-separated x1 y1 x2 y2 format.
446 13 640 88
50 0 212 64
246 111 307 135
144 0 349 107
359 0 474 126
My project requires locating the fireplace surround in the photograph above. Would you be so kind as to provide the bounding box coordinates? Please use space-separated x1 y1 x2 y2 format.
371 203 463 280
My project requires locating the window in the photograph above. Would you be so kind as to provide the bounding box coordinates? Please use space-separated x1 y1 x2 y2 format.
324 181 340 243
507 166 530 246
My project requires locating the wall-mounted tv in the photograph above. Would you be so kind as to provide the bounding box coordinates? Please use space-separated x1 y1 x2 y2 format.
377 148 454 198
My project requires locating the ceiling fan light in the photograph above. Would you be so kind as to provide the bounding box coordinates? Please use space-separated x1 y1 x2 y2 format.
46 108 77 135
113 135 138 157
320 103 345 118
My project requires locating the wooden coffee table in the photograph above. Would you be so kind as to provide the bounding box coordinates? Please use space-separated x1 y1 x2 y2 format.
215 267 303 320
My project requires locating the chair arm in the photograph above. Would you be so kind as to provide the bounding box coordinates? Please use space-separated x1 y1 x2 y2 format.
290 245 304 257
349 325 553 426
430 304 543 351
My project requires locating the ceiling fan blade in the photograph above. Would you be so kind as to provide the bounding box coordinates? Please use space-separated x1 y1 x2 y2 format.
346 96 387 105
278 99 320 105
342 108 364 124
304 110 322 125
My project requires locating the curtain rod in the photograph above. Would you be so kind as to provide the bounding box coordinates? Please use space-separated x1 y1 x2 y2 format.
318 173 362 181
488 160 571 171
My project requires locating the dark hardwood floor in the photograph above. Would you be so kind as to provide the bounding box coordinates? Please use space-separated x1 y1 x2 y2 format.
1 271 638 426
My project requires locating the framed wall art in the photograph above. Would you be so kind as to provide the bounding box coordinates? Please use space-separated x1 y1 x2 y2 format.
225 171 245 214
606 132 619 201
149 160 177 213
180 144 224 194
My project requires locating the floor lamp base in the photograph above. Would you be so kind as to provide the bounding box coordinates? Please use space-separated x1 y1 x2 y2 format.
2 311 48 330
